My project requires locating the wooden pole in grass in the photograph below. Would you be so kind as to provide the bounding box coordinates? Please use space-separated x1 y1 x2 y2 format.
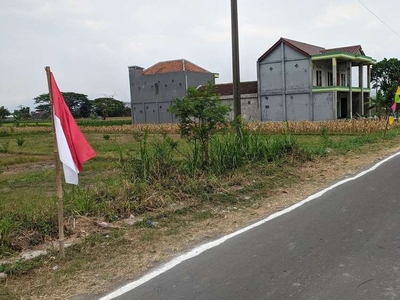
45 66 65 258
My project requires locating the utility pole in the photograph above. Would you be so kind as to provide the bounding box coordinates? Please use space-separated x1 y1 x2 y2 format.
231 0 241 121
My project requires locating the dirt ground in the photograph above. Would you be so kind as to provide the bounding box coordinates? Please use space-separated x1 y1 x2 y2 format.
3 139 400 300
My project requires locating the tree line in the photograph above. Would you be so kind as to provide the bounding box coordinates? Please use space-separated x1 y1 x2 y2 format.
33 92 131 119
0 92 131 122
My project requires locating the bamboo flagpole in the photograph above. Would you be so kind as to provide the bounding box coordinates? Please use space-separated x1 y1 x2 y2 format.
44 67 96 257
45 66 65 257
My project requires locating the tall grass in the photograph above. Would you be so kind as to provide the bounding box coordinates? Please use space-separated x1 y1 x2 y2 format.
209 126 298 174
118 131 178 183
117 124 300 180
0 209 57 256
0 215 21 256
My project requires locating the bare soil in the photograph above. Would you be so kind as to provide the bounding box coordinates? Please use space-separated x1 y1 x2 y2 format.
2 139 400 300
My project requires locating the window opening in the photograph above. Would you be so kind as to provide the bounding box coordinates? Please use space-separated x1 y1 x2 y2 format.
328 72 333 86
316 70 322 86
340 74 346 86
155 83 159 95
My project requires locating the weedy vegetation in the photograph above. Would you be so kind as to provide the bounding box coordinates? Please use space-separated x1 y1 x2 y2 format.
1 96 400 298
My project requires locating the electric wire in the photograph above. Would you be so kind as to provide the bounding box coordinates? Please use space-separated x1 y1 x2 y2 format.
358 0 400 38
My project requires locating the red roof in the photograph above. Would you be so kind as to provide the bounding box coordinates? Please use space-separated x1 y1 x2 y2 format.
321 45 365 56
281 38 325 56
142 59 211 75
214 81 258 96
258 38 368 62
258 37 325 62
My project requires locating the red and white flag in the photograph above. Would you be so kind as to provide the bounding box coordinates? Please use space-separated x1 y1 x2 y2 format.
50 72 96 184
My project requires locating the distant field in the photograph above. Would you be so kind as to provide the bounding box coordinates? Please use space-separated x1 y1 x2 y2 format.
0 116 132 127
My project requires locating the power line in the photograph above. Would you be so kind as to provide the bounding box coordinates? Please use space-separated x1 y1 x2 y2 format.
358 0 400 38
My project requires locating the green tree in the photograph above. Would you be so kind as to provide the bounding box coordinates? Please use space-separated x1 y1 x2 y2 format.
33 93 51 117
33 92 92 118
367 90 386 118
13 106 30 126
0 106 11 122
92 97 127 120
371 58 400 111
169 82 230 169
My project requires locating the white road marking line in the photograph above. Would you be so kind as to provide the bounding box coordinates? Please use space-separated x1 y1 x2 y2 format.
100 151 400 300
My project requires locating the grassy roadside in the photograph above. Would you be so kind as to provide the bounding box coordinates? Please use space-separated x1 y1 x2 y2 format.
1 121 400 299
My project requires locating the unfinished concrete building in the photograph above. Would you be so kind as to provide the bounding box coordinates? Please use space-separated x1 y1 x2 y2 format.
257 38 377 121
128 59 215 124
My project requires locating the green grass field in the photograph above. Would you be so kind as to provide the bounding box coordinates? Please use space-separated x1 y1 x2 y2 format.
2 118 400 299
1 118 399 258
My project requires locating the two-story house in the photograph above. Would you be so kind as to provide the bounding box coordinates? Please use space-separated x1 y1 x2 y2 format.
128 59 216 124
257 38 376 121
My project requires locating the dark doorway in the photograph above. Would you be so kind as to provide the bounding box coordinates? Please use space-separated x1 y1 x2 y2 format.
340 98 347 118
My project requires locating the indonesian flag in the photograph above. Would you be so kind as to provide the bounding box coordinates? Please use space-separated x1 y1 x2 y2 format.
50 72 96 184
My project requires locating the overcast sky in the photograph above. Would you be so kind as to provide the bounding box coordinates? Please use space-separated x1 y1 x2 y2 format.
1 0 399 111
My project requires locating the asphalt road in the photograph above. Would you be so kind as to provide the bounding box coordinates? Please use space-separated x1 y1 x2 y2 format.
106 153 400 300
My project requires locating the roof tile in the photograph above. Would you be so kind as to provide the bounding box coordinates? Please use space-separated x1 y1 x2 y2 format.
258 38 369 62
258 37 325 61
214 81 258 96
142 59 211 75
281 38 325 56
320 45 365 56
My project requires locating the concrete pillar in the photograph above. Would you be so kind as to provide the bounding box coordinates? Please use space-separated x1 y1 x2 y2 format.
367 65 372 117
348 62 353 118
332 57 338 119
310 61 314 121
332 58 337 86
359 65 364 115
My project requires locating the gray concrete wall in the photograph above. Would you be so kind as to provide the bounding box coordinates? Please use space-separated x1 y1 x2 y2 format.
313 92 335 121
221 93 259 122
261 95 284 121
129 70 215 124
286 93 311 121
284 45 307 60
187 73 215 89
285 59 310 93
130 72 187 104
258 43 312 121
263 46 281 62
132 103 145 124
259 61 283 95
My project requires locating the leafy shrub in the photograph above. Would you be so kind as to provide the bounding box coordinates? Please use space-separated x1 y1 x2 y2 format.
16 136 25 147
169 82 230 169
